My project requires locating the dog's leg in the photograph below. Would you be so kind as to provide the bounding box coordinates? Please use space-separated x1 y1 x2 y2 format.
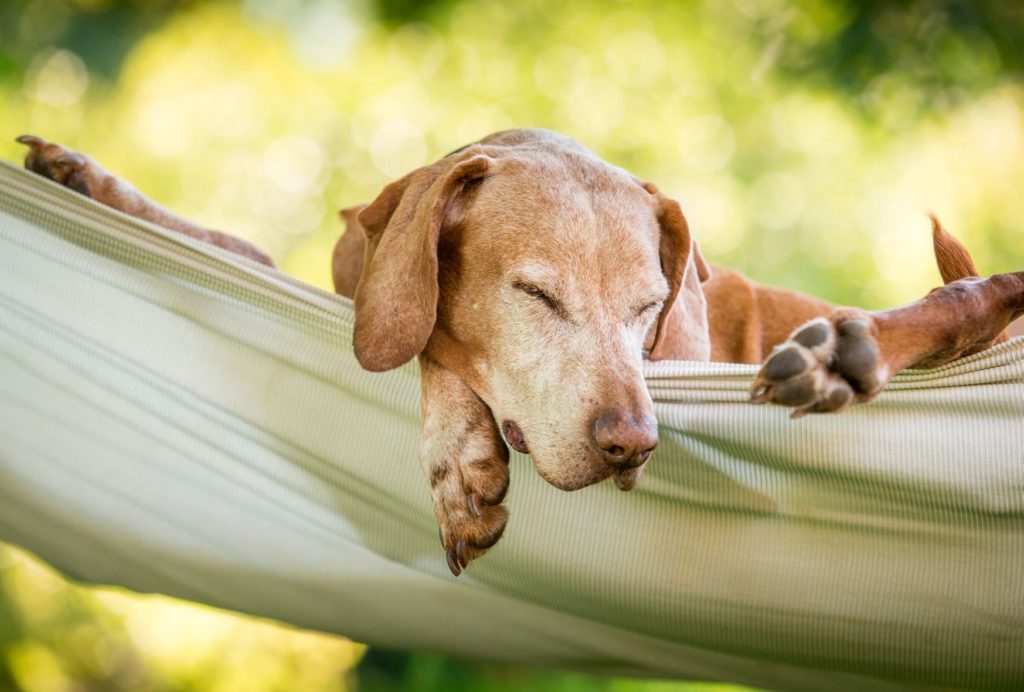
419 355 510 576
751 272 1024 416
16 135 274 267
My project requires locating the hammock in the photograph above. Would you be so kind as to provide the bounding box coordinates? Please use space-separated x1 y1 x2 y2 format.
0 159 1021 692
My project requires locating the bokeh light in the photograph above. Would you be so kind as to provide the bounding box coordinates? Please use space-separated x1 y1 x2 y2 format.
1 0 1022 689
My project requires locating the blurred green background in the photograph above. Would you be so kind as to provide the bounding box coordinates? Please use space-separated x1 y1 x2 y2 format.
1 0 1022 690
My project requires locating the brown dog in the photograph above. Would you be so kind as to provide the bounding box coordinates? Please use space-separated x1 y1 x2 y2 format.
18 130 1024 576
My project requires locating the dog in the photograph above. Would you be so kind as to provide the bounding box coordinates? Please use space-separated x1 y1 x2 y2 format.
17 130 1024 576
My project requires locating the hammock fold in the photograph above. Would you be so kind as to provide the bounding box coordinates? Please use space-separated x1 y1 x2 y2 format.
0 160 1021 691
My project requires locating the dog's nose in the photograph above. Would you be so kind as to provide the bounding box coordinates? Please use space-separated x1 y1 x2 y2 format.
591 410 658 468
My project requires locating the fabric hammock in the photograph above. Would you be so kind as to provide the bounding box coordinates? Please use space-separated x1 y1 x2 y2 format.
0 158 1022 692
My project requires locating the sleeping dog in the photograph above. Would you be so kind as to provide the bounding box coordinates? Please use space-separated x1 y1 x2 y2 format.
18 130 1024 575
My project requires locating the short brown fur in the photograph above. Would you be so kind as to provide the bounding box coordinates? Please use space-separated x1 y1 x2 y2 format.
18 130 1024 574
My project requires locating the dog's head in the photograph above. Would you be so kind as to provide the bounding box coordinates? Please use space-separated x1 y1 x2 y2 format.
351 129 710 491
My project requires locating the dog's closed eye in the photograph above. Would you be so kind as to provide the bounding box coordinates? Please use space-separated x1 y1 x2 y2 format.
635 300 663 318
512 280 568 319
628 295 666 327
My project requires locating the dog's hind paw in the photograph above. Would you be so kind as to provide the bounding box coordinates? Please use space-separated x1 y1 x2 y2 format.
17 135 98 198
751 313 888 417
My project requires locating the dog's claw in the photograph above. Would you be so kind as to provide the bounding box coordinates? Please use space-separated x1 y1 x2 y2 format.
446 548 462 577
467 492 482 518
16 134 45 149
750 386 770 404
426 419 510 574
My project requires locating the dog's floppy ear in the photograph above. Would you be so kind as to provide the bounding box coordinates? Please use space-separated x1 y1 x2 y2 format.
644 183 711 361
353 153 493 371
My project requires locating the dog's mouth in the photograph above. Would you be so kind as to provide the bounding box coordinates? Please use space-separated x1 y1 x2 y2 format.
535 464 643 492
504 418 649 492
501 419 529 454
613 465 645 491
535 463 614 491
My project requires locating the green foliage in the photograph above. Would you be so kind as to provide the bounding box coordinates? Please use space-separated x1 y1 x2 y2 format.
0 548 361 690
344 649 747 692
4 0 1023 306
805 0 1024 100
0 1 194 82
1 1 1022 690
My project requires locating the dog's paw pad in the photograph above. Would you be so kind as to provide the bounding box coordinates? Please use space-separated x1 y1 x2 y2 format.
752 315 885 416
755 318 832 388
834 319 884 392
762 345 814 382
770 371 820 407
790 377 855 417
791 318 837 356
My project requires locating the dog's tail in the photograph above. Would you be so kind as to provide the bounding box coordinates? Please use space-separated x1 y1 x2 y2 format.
929 213 1012 344
929 213 980 284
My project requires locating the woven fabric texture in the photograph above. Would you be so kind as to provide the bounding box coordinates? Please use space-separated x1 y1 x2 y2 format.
0 160 1021 691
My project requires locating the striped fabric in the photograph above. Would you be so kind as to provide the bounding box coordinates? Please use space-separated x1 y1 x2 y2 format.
0 160 1021 691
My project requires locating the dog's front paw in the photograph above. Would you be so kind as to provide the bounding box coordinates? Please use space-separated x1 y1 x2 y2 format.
418 359 512 575
17 135 97 197
426 430 510 576
751 313 888 417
